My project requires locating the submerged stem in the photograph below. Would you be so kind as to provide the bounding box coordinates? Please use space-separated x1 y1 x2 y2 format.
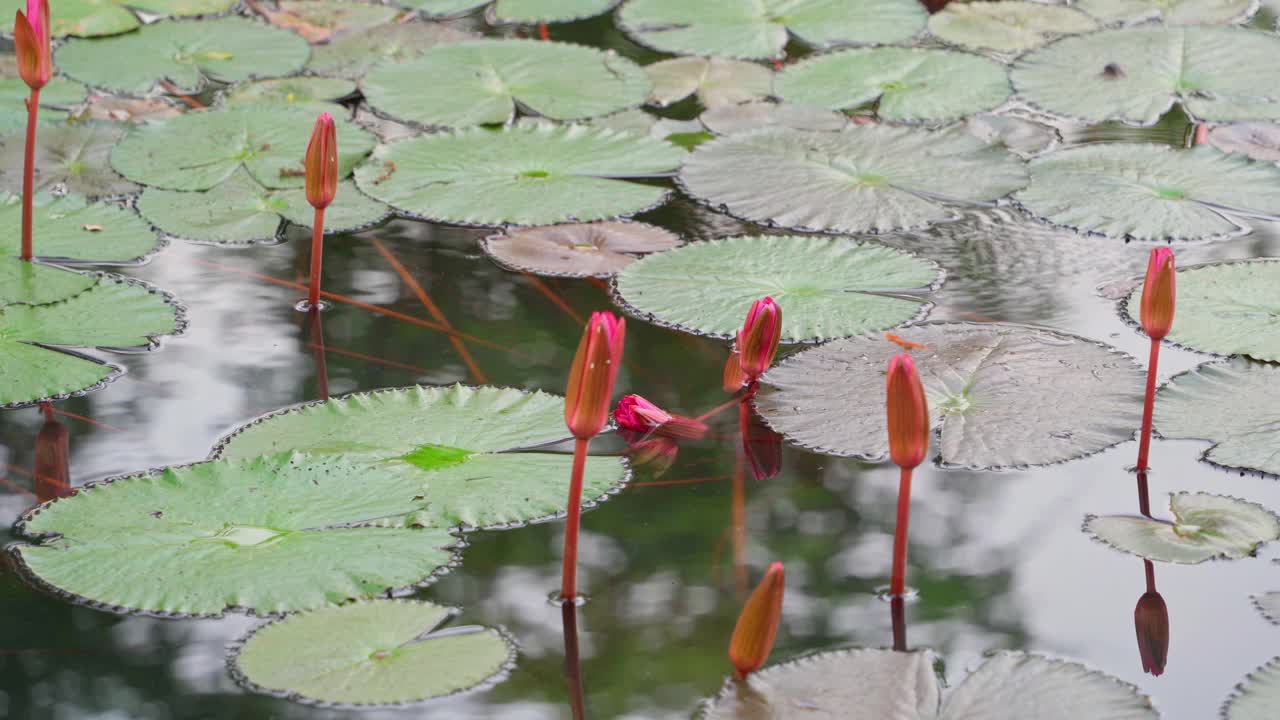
890 466 913 597
560 437 590 602
1136 338 1160 472
308 207 326 308
21 87 40 262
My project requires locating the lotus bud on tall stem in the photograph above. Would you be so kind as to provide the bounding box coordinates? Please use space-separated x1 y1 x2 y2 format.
561 312 625 602
737 297 781 382
14 0 50 262
304 112 338 309
729 562 784 678
1136 248 1175 472
886 353 929 598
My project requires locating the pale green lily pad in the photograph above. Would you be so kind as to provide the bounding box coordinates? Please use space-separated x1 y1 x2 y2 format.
306 21 478 79
1207 122 1280 162
0 193 158 263
10 0 241 38
1074 0 1257 25
0 256 96 306
755 322 1146 469
1224 658 1280 720
928 2 1098 54
405 0 619 22
112 107 376 191
645 56 773 109
774 47 1011 123
258 0 401 43
965 113 1059 158
0 69 88 133
363 39 649 129
354 124 683 226
618 0 928 60
231 600 514 706
699 101 847 134
55 17 311 95
222 77 359 109
1255 594 1280 624
1015 144 1280 241
613 235 940 342
1011 26 1280 126
1154 359 1280 477
679 125 1028 234
1085 493 1280 564
1125 259 1280 361
482 221 680 277
0 124 140 197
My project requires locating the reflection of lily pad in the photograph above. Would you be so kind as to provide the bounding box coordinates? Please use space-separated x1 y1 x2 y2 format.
0 193 158 264
679 125 1028 234
1073 0 1257 25
699 101 847 135
354 124 683 226
927 2 1097 54
1015 144 1280 241
618 0 928 60
1224 658 1280 720
756 322 1145 469
0 124 139 197
774 47 1012 123
613 235 940 342
363 39 649 129
231 600 514 706
56 17 311 95
306 21 477 79
1085 493 1280 564
1255 594 1280 625
482 221 680 277
409 0 617 22
26 0 241 37
1155 359 1280 477
646 56 773 109
222 77 359 109
112 107 377 191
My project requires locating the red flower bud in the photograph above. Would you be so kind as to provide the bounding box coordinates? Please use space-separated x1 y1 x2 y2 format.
737 297 781 381
1140 248 1175 341
305 112 338 209
565 312 625 439
729 562 784 678
613 394 707 440
14 0 51 91
1135 591 1169 677
886 353 929 469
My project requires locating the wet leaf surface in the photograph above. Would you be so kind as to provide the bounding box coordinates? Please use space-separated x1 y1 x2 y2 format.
306 20 478 78
1074 0 1257 25
645 56 773 109
927 1 1097 54
24 0 241 37
221 77 360 110
1085 493 1280 564
0 192 159 263
482 220 680 277
1155 359 1280 477
254 0 401 43
0 124 140 197
698 101 848 135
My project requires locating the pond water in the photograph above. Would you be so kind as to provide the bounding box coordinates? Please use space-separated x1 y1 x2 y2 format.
4 4 1280 720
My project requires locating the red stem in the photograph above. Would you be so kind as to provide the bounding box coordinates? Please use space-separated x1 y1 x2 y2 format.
308 207 325 308
1136 338 1160 472
1137 470 1152 518
1144 560 1156 594
560 437 590 602
21 87 40 262
562 603 586 720
891 595 907 652
538 22 549 41
309 308 328 400
890 467 913 597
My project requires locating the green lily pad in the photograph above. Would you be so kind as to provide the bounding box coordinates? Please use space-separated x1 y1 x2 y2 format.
1207 122 1280 162
1224 658 1280 720
230 600 514 706
0 124 140 197
306 21 477 79
1015 144 1280 241
699 101 847 134
0 57 88 133
13 0 241 38
755 322 1146 469
965 113 1059 158
1011 26 1280 126
0 193 159 264
645 56 773 109
1154 359 1280 477
112 107 377 191
1084 493 1280 564
617 0 928 61
216 384 629 530
354 124 683 226
927 2 1098 54
679 124 1028 234
1125 259 1280 361
55 17 311 95
774 47 1011 123
613 235 940 343
362 39 649 129
482 220 680 277
137 169 389 245
257 0 401 43
0 256 96 306
1255 594 1280 624
1074 0 1257 25
222 77 360 109
409 0 618 22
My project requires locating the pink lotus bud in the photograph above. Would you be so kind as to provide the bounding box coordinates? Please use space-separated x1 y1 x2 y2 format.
613 394 707 440
1140 248 1175 341
737 297 781 380
729 562 784 678
14 0 51 91
886 354 929 470
564 312 625 440
1134 591 1169 677
305 112 338 209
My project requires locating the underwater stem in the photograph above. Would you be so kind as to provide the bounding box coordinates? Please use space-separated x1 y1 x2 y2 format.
307 207 325 308
1136 337 1160 472
20 87 39 262
560 437 590 602
890 466 913 597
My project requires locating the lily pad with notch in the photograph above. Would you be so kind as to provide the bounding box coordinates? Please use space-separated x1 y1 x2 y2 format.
1073 0 1258 26
1154 359 1280 477
612 235 941 342
1084 492 1280 564
755 322 1146 469
679 124 1028 234
1224 658 1280 720
230 600 514 706
698 101 848 135
927 1 1098 54
19 0 241 38
0 124 139 197
645 56 773 109
222 77 360 110
0 57 88 133
482 221 680 277
407 0 618 23
0 192 159 264
306 21 478 79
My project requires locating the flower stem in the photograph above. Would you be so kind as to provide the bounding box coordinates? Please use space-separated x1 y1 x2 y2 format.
560 436 590 602
891 595 907 652
538 22 549 40
308 207 325 308
1144 560 1156 594
561 602 586 720
890 466 913 597
1136 337 1160 472
21 87 40 262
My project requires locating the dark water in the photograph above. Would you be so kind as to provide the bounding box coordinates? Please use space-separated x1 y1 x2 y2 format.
5 10 1280 720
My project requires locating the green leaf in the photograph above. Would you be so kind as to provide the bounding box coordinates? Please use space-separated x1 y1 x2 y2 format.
1255 594 1280 624
0 193 159 264
222 77 360 110
112 107 377 191
231 600 514 706
645 56 773 109
613 235 939 342
306 21 477 79
363 39 649 128
0 256 96 306
354 124 683 226
699 101 848 134
0 124 140 197
1011 26 1280 125
679 125 1028 234
217 385 629 531
964 113 1059 158
1224 658 1280 720
401 0 490 15
936 652 1157 720
618 0 928 61
493 0 619 23
0 64 88 133
1015 144 1280 242
1154 359 1280 477
55 17 311 95
1074 0 1257 25
755 322 1146 469
1207 122 1280 162
482 220 680 277
261 0 400 42
11 0 241 38
1084 493 1280 564
774 47 1011 123
927 1 1098 54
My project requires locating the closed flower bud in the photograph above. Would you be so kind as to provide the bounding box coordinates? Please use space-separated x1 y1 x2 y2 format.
729 562 784 678
886 354 929 470
14 0 51 91
738 298 781 381
1135 591 1169 677
565 312 625 439
1140 248 1175 341
304 112 338 209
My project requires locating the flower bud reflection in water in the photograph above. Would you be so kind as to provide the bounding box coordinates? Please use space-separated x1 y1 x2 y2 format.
622 434 679 479
729 562 784 678
34 403 69 503
1135 589 1169 677
740 409 781 482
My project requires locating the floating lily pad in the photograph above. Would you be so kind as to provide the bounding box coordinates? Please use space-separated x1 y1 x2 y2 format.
1085 493 1280 564
617 0 928 60
755 322 1145 469
354 124 683 226
306 21 477 79
645 57 773 109
363 39 649 129
482 221 680 277
231 600 514 706
22 0 241 37
79 96 183 124
0 68 87 133
613 235 940 342
1207 122 1280 162
1014 144 1280 241
408 0 617 23
216 384 629 530
699 101 847 135
1224 658 1280 720
965 113 1059 158
256 0 401 43
679 125 1028 234
1255 594 1280 624
774 47 1011 124
112 107 376 191
0 124 139 197
222 77 360 109
928 2 1098 54
0 193 159 263
1012 26 1280 126
1073 0 1257 25
55 17 311 95
1155 359 1280 477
